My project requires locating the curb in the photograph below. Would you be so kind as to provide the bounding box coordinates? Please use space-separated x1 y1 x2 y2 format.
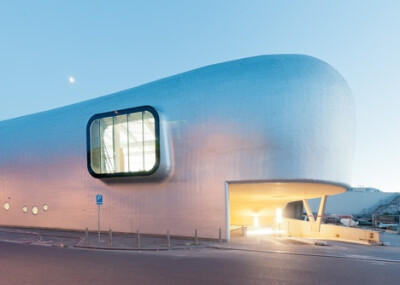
74 239 209 251
208 245 400 264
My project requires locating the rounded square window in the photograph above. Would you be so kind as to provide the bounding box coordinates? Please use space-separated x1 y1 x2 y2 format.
87 106 160 178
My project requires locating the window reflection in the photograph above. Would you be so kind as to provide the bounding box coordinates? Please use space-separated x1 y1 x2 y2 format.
89 108 158 176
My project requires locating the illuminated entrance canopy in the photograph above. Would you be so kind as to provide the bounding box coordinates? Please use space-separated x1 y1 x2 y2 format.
87 106 160 178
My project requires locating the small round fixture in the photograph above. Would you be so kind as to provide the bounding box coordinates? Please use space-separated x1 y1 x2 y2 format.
4 202 10 211
32 206 38 215
43 204 49 211
22 206 28 213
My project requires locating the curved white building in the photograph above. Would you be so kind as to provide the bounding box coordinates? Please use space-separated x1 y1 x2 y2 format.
0 55 356 239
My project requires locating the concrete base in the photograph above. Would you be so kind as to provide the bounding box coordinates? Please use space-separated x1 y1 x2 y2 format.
281 218 380 245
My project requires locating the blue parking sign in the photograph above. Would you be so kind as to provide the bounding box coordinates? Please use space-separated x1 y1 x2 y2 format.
96 194 103 205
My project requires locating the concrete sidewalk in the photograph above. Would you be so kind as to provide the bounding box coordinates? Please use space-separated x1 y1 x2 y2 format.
213 235 400 263
380 231 400 247
1 226 399 263
0 227 213 250
75 230 215 250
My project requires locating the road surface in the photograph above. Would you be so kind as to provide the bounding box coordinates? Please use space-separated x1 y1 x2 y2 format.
0 241 399 284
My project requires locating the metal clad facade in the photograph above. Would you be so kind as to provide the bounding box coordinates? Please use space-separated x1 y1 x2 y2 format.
0 55 355 238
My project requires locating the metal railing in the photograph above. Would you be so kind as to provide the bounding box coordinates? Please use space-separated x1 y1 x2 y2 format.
357 193 400 217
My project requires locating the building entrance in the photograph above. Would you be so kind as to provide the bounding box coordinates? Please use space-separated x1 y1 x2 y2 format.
226 181 346 240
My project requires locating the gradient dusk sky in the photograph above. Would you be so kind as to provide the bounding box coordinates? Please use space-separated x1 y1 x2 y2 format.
1 1 399 192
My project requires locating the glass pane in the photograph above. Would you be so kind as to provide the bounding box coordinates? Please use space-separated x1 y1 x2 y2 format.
113 114 128 173
128 112 144 172
90 119 101 174
100 117 114 173
143 111 156 171
88 107 158 177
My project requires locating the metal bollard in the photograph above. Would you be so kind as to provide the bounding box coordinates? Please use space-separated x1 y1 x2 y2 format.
167 230 171 249
219 228 222 244
108 229 112 247
85 227 89 245
137 229 141 249
195 229 198 245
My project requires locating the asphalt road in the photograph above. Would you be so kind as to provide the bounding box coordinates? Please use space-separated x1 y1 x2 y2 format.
0 241 399 285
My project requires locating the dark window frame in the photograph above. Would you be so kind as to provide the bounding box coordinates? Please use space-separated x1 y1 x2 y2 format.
86 105 160 178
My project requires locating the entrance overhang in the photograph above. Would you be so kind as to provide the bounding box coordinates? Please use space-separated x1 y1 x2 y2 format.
228 181 347 228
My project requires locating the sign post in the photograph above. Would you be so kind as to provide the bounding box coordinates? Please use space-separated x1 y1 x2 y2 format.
96 194 103 242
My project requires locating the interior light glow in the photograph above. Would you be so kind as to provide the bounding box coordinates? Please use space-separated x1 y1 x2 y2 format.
246 227 286 236
69 76 75 83
247 227 272 236
276 208 282 223
253 216 259 227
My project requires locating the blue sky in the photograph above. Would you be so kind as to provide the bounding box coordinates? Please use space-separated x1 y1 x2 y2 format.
1 1 399 192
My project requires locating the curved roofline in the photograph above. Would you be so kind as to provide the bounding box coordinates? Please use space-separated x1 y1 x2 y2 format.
0 54 342 123
227 178 350 190
110 53 332 95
